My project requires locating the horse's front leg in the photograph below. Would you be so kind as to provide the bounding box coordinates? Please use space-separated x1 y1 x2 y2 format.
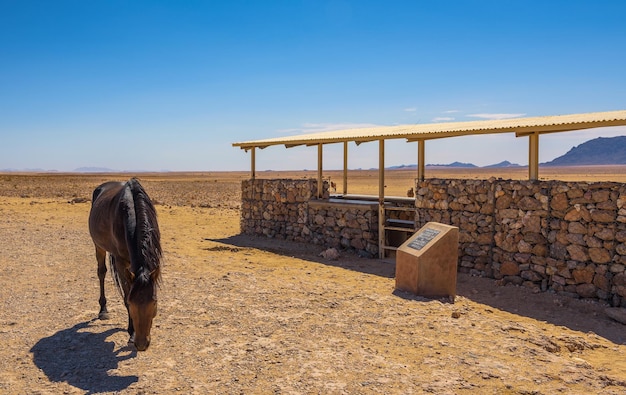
95 246 110 320
127 312 135 345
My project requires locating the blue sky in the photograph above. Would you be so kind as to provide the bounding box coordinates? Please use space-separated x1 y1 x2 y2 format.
1 0 625 172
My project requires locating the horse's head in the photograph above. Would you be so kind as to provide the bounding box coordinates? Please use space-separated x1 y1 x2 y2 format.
127 274 158 351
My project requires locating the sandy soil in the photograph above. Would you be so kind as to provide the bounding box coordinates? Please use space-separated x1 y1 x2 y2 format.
0 172 625 394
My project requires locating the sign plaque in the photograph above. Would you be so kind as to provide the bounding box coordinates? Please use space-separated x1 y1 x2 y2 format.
407 228 440 250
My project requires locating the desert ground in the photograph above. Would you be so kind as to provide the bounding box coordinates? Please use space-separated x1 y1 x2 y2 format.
1 169 625 394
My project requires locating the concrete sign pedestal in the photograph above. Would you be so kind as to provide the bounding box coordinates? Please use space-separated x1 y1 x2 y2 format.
395 222 459 300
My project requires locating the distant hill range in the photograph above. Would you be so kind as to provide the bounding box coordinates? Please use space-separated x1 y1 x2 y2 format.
483 160 523 168
3 136 626 172
73 167 117 173
0 168 52 172
389 136 626 169
426 161 478 168
0 166 150 173
542 136 626 166
389 160 522 170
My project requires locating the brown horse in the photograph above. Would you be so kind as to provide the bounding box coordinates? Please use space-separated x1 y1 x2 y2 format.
88 178 162 351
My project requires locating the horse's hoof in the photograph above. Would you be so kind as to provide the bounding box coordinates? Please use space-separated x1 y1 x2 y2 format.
98 312 110 320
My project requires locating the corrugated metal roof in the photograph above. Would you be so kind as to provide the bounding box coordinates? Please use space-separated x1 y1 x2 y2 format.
233 110 626 150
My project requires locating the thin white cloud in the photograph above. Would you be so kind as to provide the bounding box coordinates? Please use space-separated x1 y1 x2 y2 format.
275 128 304 135
443 110 460 114
432 117 455 122
277 122 382 135
468 113 526 120
404 107 417 112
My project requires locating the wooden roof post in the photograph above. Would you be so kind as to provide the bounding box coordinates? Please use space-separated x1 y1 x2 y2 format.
250 147 256 180
418 139 425 182
343 141 348 195
378 139 385 259
317 143 323 198
528 133 539 181
379 139 385 201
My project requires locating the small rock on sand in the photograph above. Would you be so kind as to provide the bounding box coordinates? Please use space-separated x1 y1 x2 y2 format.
319 247 340 260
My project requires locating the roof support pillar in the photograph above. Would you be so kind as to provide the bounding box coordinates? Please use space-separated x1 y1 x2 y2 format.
378 139 385 201
342 141 348 195
418 139 425 182
378 139 385 259
528 133 539 181
317 143 323 198
250 147 256 180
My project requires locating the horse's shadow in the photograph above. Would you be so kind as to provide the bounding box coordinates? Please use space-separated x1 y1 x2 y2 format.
30 320 137 394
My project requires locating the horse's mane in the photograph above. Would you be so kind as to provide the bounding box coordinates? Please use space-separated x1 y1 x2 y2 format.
126 178 162 287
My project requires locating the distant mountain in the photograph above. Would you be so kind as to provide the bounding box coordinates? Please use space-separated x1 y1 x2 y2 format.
73 167 171 173
74 167 117 173
387 164 417 170
543 136 626 166
483 160 522 168
426 161 477 168
1 168 55 172
388 161 521 169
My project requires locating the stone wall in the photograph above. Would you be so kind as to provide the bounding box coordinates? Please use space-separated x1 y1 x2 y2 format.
241 177 626 305
415 178 626 306
241 179 378 257
415 179 495 276
241 179 320 241
307 200 379 258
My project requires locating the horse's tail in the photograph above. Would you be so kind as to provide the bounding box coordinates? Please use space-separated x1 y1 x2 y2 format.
124 178 162 285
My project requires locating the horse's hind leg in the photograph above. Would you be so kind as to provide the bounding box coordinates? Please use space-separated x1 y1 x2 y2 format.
95 246 110 320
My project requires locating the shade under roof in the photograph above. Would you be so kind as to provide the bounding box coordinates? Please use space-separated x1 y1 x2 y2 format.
233 110 626 150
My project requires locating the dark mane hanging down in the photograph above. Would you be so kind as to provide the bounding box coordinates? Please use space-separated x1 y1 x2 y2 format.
126 178 162 286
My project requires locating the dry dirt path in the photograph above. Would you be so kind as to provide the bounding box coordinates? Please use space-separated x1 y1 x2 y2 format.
0 195 625 394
